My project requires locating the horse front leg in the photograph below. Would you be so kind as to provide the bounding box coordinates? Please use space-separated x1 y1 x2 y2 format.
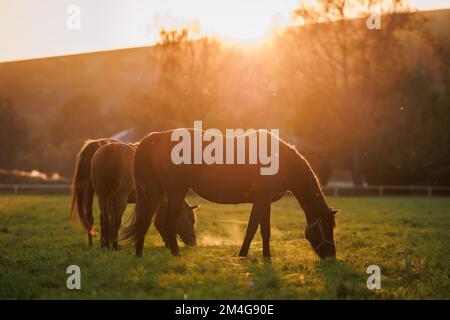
154 203 169 247
260 208 271 258
239 200 271 257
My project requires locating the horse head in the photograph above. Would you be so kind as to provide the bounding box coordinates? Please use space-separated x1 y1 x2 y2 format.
177 203 200 246
305 207 337 259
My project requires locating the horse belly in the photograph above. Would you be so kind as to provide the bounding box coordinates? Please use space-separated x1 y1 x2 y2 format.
190 164 282 204
191 184 252 204
191 166 254 204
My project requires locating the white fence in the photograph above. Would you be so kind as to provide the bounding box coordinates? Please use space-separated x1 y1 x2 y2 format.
0 184 71 195
322 185 450 197
1 183 450 197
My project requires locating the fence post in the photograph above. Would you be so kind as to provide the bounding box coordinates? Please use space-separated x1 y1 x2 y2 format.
427 187 432 197
378 186 383 197
334 186 338 197
13 185 19 195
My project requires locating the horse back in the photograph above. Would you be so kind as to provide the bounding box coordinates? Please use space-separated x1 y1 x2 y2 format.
137 130 292 204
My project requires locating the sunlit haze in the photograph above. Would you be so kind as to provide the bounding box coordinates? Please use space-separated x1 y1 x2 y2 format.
0 0 449 62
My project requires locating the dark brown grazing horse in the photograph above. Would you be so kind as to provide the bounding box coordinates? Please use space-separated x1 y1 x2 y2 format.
71 139 199 250
122 129 338 259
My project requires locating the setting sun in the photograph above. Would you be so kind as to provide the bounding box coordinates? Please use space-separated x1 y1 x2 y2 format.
160 0 298 45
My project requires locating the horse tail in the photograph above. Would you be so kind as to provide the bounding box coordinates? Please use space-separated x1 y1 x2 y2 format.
71 139 113 233
121 133 163 256
104 198 120 248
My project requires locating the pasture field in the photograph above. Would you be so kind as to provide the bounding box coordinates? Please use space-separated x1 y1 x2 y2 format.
0 195 449 299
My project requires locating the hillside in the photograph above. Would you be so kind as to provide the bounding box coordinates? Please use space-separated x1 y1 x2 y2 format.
0 9 448 119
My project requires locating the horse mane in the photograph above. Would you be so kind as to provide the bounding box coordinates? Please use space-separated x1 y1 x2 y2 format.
128 142 140 150
286 141 336 228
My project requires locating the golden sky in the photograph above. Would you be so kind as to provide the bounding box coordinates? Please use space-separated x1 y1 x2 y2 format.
0 0 449 62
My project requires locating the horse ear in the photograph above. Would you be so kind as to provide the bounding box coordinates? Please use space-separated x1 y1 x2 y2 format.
190 205 200 211
331 207 339 215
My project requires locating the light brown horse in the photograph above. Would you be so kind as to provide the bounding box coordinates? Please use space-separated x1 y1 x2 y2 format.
122 129 338 259
71 139 199 250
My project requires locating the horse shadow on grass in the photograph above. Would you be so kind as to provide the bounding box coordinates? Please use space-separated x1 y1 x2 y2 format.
237 257 283 298
316 258 376 299
239 257 377 299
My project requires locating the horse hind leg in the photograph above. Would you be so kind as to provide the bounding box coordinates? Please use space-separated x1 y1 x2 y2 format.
131 185 163 257
99 200 110 248
112 199 127 251
108 209 114 250
100 212 107 247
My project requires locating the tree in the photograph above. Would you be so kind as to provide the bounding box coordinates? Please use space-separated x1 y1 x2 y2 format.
50 93 104 144
362 31 450 185
118 28 236 136
47 93 107 175
0 97 28 169
275 0 424 185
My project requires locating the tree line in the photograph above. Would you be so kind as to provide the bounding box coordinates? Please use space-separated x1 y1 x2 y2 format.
0 1 449 185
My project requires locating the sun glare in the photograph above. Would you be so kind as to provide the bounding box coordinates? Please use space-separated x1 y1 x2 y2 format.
158 0 298 46
1 0 449 62
159 0 450 46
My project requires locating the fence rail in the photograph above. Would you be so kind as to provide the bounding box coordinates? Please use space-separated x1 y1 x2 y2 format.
0 184 71 195
322 185 450 197
1 183 450 197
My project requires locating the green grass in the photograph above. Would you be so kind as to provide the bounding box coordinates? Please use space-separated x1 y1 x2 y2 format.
0 195 449 299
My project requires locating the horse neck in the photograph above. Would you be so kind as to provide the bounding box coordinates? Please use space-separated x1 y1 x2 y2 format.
289 152 329 225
